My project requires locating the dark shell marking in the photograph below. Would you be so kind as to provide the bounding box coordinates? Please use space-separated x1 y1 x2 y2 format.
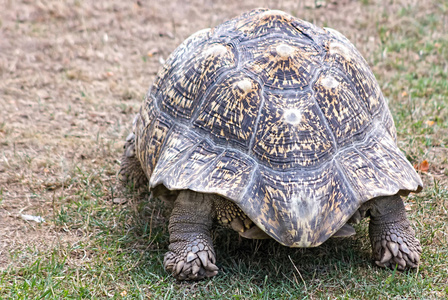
135 8 422 247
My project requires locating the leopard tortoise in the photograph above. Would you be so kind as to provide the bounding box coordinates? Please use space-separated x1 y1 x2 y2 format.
120 8 423 280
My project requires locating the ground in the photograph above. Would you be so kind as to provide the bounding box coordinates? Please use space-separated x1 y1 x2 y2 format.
1 0 447 299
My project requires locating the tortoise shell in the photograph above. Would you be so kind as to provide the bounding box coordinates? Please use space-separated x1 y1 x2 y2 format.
134 9 422 247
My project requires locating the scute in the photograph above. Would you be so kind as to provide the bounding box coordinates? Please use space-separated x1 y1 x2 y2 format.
156 42 237 120
193 71 262 149
234 9 300 39
152 28 211 94
313 68 371 147
337 131 422 199
137 113 173 180
242 39 321 90
134 8 423 247
189 149 256 200
356 133 422 193
252 91 334 169
149 126 204 186
382 109 398 142
324 27 384 116
150 129 256 201
241 163 357 247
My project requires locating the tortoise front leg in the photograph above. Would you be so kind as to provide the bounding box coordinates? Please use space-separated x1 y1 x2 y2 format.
119 132 147 188
367 195 422 270
163 190 219 280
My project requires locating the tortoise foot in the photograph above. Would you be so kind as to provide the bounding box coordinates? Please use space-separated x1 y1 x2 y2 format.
163 238 218 280
371 222 421 270
368 195 422 271
164 191 218 280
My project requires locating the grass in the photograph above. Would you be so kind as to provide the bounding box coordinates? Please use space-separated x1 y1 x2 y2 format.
1 0 447 299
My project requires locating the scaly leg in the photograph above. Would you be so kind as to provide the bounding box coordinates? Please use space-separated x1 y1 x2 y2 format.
368 195 421 270
163 190 218 280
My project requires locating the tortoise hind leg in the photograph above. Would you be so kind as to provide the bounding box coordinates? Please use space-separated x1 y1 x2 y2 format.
368 195 421 270
119 132 147 188
164 190 219 280
214 197 270 239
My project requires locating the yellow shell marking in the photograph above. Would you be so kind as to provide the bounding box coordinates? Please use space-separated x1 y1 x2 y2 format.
205 44 228 57
235 78 253 93
276 43 294 59
321 75 339 89
283 108 302 125
328 41 353 61
260 9 290 20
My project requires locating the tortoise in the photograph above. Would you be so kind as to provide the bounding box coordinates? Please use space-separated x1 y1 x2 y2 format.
119 8 423 280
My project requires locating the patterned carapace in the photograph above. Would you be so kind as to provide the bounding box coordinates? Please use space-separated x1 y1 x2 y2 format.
134 9 422 247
